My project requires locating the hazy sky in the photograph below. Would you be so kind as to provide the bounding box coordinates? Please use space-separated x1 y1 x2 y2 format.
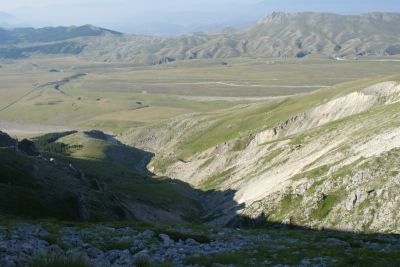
1 0 399 34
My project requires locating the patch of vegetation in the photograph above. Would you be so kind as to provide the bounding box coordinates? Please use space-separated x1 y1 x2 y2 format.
133 257 174 267
232 134 253 151
185 252 243 266
33 131 77 145
178 102 280 159
304 160 362 197
199 167 235 191
269 193 303 222
311 191 343 220
134 257 152 267
152 156 177 174
329 163 359 181
360 148 400 178
198 156 215 170
261 148 284 165
33 131 80 155
291 165 330 181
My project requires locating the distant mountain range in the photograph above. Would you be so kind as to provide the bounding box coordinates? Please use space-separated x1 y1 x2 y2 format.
0 1 271 36
0 12 400 62
0 25 121 59
0 24 121 44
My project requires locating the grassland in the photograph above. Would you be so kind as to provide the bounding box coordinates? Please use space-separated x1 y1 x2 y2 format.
2 56 400 135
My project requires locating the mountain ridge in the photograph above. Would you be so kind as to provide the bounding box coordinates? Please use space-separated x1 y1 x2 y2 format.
1 12 400 63
0 24 121 44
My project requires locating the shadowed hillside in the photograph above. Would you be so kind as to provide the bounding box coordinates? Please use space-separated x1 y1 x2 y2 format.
0 130 207 223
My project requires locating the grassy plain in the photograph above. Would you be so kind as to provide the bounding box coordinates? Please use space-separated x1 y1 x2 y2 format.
1 56 400 135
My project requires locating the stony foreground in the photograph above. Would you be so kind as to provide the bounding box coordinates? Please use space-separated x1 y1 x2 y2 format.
1 222 400 266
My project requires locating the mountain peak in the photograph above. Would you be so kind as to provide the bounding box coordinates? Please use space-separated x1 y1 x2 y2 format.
257 12 288 24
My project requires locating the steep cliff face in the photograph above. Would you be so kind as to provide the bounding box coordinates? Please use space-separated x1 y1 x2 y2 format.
122 78 400 232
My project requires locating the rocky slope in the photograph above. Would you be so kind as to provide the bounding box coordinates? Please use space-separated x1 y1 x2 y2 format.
1 13 400 63
122 77 400 232
1 222 399 267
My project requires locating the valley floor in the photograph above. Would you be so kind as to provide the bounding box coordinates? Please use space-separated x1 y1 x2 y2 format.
2 56 400 134
0 222 399 267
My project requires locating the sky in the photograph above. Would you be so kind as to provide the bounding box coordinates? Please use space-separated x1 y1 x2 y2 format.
0 0 399 35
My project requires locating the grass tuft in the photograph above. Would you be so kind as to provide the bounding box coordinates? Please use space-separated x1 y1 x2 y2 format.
134 257 152 267
185 253 243 266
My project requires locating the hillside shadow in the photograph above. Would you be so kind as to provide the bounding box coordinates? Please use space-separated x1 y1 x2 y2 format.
0 129 248 224
80 131 246 224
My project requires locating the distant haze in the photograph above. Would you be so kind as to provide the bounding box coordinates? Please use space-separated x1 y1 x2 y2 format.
0 0 399 35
